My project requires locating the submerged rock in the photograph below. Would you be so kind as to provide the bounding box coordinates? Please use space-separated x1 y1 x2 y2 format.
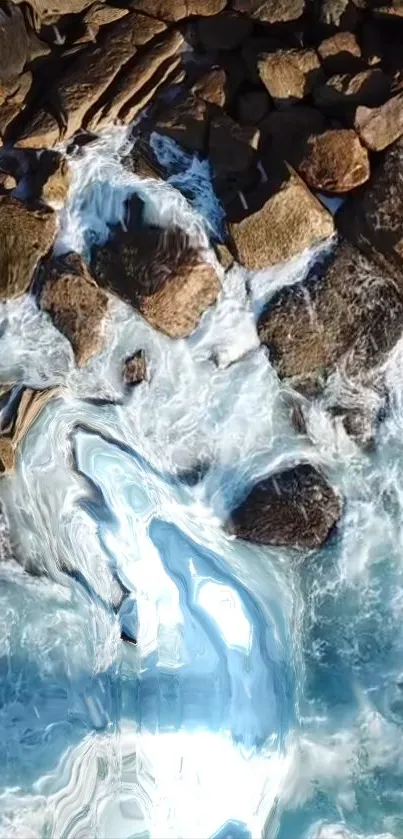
40 253 108 366
124 350 147 386
229 463 342 550
0 196 55 299
257 241 403 389
296 129 369 193
229 166 334 270
92 217 220 338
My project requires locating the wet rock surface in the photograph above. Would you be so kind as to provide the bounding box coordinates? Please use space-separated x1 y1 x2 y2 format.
0 196 56 300
229 463 342 549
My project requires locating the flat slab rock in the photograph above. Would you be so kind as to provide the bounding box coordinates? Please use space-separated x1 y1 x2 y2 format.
257 241 403 390
0 196 56 300
229 166 334 270
92 209 220 338
229 463 342 550
40 253 108 366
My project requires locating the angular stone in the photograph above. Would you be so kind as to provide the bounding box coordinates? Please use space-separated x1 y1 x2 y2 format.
0 438 15 474
296 129 369 193
192 69 228 107
15 12 167 147
257 242 403 387
14 0 103 22
320 0 359 28
92 220 220 338
153 93 210 153
314 69 391 112
318 32 362 75
231 0 305 24
338 137 403 281
127 0 226 21
258 48 323 108
0 72 32 139
208 112 259 179
236 90 270 124
0 172 16 190
229 167 334 270
355 94 403 151
89 30 184 130
0 196 56 299
215 242 234 271
197 12 252 51
83 4 129 29
34 150 70 208
124 350 147 385
229 463 341 550
40 253 108 366
259 105 327 164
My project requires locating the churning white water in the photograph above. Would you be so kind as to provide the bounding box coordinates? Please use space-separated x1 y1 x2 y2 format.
0 127 402 839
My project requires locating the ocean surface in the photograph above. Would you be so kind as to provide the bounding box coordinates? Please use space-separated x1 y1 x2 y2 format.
0 127 402 839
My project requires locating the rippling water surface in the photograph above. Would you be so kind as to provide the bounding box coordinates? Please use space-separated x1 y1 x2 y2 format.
0 128 402 839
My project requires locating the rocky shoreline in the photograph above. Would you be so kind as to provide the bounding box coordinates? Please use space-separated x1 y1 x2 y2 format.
1 0 403 550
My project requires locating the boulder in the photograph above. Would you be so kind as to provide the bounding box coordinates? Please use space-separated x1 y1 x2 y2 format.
259 105 327 164
0 72 32 139
127 0 226 21
338 137 403 281
229 463 341 549
314 69 391 113
34 150 70 208
153 92 210 153
15 12 168 147
231 0 305 24
257 48 323 108
13 0 103 22
257 242 403 388
124 350 147 385
208 112 259 179
92 216 220 338
319 0 360 28
196 12 252 52
40 253 108 366
0 4 36 81
0 196 55 299
317 32 362 75
192 69 228 107
296 129 369 193
229 166 334 270
0 172 16 191
88 30 184 130
0 438 15 474
354 94 403 151
236 90 270 124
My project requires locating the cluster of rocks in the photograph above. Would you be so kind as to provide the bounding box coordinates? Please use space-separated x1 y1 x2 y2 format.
3 0 403 550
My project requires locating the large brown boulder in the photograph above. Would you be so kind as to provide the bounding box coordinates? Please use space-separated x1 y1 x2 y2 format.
40 253 108 366
14 12 168 147
296 129 369 193
92 211 220 338
229 167 334 270
314 69 391 113
192 69 229 108
0 4 48 80
231 0 305 24
260 106 327 164
126 0 226 22
258 49 323 108
208 112 259 179
196 12 252 51
236 90 270 124
338 137 403 281
0 196 55 299
317 32 362 76
320 0 359 28
257 242 403 389
153 93 210 153
229 463 342 549
354 93 403 151
0 72 32 139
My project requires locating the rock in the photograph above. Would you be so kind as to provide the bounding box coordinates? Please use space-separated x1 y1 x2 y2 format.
0 5 32 80
34 150 70 208
0 72 32 138
215 242 234 270
229 463 341 549
318 32 362 75
88 29 184 130
153 92 210 153
0 438 15 474
314 69 391 113
373 5 403 19
231 0 305 24
0 172 16 191
191 69 228 107
40 253 108 366
259 105 327 164
16 0 103 22
92 219 220 338
296 129 369 193
0 196 55 299
360 22 382 67
196 12 252 52
229 166 334 270
83 4 129 30
257 48 323 108
320 0 359 29
127 0 226 22
15 12 167 148
124 350 147 385
257 242 403 387
354 94 403 151
337 137 403 281
236 90 270 124
208 112 259 179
